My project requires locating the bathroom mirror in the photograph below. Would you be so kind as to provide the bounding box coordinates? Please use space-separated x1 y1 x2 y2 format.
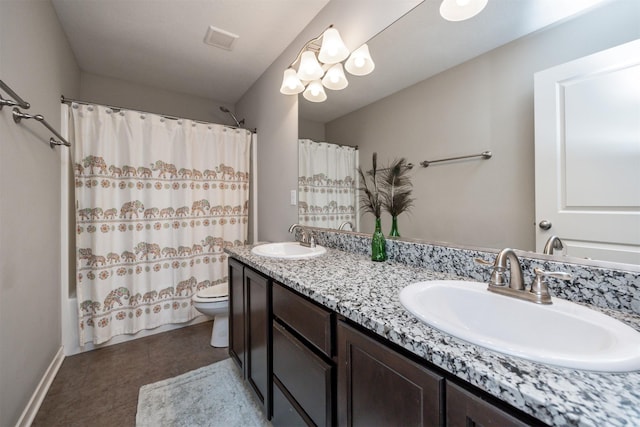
297 0 640 266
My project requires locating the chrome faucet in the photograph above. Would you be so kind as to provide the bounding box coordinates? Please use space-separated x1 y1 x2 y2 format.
288 223 316 248
338 221 354 231
543 235 564 255
476 248 571 304
486 248 525 290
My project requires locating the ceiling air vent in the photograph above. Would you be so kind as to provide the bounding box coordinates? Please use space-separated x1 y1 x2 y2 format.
203 26 239 51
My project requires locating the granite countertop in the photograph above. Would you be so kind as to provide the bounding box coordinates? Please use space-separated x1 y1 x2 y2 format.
226 245 640 427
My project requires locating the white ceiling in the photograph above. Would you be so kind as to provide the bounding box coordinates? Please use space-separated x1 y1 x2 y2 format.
51 0 330 104
299 0 609 123
52 0 609 122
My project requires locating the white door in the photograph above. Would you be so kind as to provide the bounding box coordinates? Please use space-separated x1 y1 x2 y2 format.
534 39 640 265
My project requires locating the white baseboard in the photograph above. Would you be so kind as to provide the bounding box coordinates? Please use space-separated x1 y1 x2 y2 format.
15 346 65 427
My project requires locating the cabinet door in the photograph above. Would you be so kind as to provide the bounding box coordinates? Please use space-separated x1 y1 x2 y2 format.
246 267 272 416
338 321 444 427
228 258 245 372
446 382 531 427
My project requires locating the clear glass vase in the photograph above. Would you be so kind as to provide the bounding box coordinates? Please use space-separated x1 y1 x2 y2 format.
389 216 400 237
371 217 387 262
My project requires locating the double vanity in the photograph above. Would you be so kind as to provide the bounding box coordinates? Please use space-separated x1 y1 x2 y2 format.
225 229 640 426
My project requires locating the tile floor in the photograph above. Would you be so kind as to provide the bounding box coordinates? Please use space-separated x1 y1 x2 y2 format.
32 321 228 427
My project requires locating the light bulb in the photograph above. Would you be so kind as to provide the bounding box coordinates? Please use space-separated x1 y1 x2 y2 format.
345 44 375 76
279 68 304 95
297 51 324 81
303 80 327 102
318 27 350 64
440 0 488 21
322 63 348 90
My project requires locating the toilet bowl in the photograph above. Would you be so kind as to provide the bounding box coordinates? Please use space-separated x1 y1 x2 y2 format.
192 282 229 347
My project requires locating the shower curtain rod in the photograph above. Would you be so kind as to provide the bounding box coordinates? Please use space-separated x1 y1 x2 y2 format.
301 138 358 150
61 95 256 134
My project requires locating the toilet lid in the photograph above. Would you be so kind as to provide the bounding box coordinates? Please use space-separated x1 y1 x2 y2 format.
197 282 228 299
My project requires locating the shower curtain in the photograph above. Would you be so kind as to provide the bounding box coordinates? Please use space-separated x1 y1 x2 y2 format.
70 103 251 345
298 139 358 230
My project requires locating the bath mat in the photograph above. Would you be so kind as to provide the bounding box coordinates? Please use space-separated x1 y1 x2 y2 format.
136 358 270 427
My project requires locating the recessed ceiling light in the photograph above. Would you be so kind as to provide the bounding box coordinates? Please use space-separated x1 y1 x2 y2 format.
203 26 239 51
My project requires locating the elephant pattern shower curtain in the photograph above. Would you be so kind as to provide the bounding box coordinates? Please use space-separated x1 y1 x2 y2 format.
298 139 358 230
70 104 251 345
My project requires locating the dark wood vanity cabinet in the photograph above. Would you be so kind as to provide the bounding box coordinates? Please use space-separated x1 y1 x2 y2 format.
228 258 245 370
272 282 335 427
228 259 272 417
229 257 542 427
337 321 445 427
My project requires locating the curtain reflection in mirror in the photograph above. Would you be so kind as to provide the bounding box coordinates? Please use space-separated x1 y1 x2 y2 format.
298 139 359 230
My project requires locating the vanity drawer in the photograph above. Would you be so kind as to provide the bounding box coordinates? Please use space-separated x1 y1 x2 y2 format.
446 382 531 427
272 282 333 357
273 321 333 427
272 378 310 427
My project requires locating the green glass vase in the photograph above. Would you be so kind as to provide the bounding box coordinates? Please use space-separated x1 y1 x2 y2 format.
389 216 400 237
371 217 387 262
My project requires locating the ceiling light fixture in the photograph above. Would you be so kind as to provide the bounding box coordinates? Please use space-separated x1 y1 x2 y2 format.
279 25 375 103
440 0 488 21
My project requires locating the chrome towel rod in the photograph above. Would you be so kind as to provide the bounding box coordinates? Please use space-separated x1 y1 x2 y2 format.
420 151 492 168
0 80 30 110
0 79 70 148
12 108 71 148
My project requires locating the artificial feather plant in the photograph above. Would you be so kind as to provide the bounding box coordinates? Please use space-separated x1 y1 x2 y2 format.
357 152 382 218
380 158 414 217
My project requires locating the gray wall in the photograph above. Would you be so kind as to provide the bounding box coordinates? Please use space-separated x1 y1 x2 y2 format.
0 1 80 425
299 118 326 141
326 0 640 251
80 72 229 124
236 0 419 242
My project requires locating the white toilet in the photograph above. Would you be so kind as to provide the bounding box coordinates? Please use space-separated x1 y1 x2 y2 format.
192 282 229 347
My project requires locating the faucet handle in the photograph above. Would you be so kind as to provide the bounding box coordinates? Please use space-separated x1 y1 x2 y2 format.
474 257 509 287
530 268 572 304
474 257 493 266
533 268 572 282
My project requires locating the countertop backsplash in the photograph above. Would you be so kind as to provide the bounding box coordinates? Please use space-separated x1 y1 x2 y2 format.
300 228 640 316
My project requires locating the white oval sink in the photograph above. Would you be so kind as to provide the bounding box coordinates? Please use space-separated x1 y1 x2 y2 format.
251 242 326 259
400 280 640 372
